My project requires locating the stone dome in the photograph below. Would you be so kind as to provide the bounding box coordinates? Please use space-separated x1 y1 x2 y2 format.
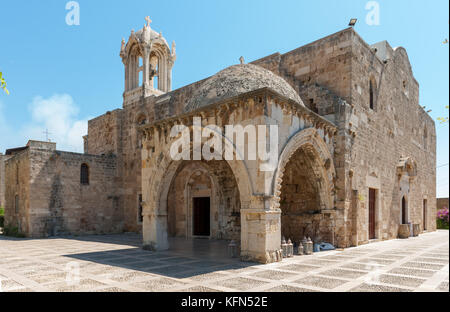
184 64 304 113
134 27 170 48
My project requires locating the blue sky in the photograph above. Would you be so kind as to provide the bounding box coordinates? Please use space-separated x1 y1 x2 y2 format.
0 0 448 197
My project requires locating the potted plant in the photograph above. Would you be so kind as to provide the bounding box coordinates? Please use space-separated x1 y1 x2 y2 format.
398 224 410 239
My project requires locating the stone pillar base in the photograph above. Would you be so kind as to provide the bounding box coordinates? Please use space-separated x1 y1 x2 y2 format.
240 205 282 264
241 249 283 264
142 213 169 251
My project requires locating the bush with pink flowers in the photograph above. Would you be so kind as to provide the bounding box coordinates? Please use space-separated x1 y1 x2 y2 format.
437 206 449 230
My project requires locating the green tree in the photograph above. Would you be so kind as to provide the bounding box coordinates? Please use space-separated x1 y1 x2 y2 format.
0 72 9 95
437 106 449 124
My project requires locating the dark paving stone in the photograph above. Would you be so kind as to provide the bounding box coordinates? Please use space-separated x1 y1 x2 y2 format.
413 257 449 264
294 276 348 289
350 283 411 292
265 285 319 292
319 269 368 279
215 277 268 291
341 263 384 271
388 267 437 278
180 286 222 292
278 264 320 272
437 281 449 292
133 277 185 291
356 258 395 265
401 262 445 270
249 270 294 281
378 274 426 288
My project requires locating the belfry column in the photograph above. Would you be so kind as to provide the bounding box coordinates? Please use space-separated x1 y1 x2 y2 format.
142 45 151 93
167 60 173 92
167 41 176 92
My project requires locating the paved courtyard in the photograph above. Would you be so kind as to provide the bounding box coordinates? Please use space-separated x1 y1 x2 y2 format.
0 231 448 292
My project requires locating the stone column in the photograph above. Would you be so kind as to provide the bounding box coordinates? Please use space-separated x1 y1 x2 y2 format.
167 60 173 92
142 46 150 89
141 142 169 251
124 61 129 92
142 204 169 251
240 195 282 264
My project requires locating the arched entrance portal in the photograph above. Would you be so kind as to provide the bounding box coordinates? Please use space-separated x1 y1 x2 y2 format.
279 145 333 243
166 160 241 241
273 128 336 245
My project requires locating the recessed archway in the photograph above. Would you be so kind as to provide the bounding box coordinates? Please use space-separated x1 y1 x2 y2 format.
279 146 321 241
141 125 254 251
166 160 241 241
272 128 336 244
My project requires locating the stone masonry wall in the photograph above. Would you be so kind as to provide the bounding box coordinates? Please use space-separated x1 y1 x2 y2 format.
347 32 437 244
27 149 122 237
5 141 122 238
4 149 30 234
252 28 354 247
0 153 7 208
252 27 436 246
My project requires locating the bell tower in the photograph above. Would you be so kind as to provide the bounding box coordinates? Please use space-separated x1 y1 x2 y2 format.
120 17 176 105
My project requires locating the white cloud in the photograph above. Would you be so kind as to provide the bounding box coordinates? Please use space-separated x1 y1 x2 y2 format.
0 94 89 154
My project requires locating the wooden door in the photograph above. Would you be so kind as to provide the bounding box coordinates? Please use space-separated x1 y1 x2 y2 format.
193 197 210 236
402 197 407 224
369 189 376 239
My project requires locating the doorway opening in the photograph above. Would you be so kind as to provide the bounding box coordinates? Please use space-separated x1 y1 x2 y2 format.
369 188 376 240
401 196 407 224
193 197 211 237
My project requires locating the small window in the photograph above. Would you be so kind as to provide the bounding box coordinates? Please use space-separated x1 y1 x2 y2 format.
80 163 89 185
138 194 143 223
15 195 19 214
309 99 318 114
136 114 147 126
369 80 375 110
423 128 428 150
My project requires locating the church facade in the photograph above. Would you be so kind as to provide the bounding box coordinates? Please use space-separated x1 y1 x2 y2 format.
2 19 436 263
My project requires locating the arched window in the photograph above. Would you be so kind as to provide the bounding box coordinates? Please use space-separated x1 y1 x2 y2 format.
369 79 375 110
80 163 89 185
138 194 143 223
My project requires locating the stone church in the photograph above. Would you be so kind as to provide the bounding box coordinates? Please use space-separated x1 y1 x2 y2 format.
2 18 436 263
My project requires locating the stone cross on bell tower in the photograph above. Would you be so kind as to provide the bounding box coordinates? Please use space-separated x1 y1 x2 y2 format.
145 16 152 27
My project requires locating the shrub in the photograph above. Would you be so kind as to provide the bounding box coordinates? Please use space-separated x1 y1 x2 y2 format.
2 225 26 238
437 206 449 230
0 207 5 228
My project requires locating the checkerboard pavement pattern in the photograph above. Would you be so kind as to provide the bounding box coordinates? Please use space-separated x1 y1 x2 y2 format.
0 231 448 292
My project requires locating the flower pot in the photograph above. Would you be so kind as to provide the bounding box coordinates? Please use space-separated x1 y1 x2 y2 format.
412 224 421 237
398 224 410 239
